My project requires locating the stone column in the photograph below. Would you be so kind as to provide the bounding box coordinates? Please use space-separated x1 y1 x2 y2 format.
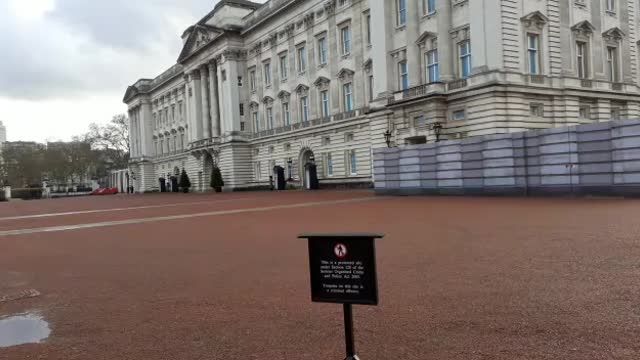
184 75 193 143
437 0 454 81
200 65 211 139
208 62 221 137
191 70 204 140
406 0 421 87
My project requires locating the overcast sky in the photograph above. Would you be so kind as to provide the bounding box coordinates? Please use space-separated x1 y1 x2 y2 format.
0 0 264 143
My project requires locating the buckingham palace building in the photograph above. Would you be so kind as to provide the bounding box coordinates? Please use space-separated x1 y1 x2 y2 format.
124 0 640 192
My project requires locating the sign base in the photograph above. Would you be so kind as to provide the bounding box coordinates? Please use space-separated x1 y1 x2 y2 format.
345 356 361 360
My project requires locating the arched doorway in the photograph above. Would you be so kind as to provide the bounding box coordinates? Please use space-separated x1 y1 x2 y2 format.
299 148 318 190
203 152 214 192
171 167 180 192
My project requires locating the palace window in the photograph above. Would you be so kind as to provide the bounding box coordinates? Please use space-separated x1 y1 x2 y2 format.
576 41 588 79
253 111 259 132
282 102 291 125
527 33 541 75
250 69 256 91
611 107 621 120
530 103 544 117
345 133 354 142
579 105 591 120
348 149 357 175
426 48 439 83
325 153 334 176
397 0 407 26
280 53 288 80
343 83 354 111
340 25 351 55
266 107 274 129
318 37 328 65
297 45 307 72
263 62 272 86
254 162 262 180
459 40 472 78
452 109 466 121
366 14 372 46
605 0 615 12
368 75 374 101
424 0 436 15
399 61 409 90
606 46 619 82
320 90 330 117
300 96 309 122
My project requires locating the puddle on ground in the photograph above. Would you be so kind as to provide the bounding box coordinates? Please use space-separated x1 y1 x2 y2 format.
0 313 51 348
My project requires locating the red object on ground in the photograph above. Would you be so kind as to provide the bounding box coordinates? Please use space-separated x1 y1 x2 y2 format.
90 188 118 196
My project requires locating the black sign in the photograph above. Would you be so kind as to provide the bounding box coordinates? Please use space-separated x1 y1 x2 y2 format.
299 233 383 305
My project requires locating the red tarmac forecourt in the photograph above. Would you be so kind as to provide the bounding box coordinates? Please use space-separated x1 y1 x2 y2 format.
1 190 639 359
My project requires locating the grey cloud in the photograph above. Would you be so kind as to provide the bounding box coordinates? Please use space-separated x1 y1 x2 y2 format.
0 0 226 100
46 0 215 51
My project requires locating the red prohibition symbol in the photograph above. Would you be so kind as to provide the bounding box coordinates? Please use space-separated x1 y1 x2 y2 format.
334 243 348 259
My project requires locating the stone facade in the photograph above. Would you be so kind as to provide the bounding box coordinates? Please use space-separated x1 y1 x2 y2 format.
124 0 640 192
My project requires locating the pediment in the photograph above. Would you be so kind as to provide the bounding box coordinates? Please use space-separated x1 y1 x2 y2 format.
177 25 222 63
277 90 291 99
603 27 625 41
294 84 309 94
337 68 355 81
416 31 437 45
313 76 331 87
521 11 548 28
571 20 595 35
363 58 372 70
123 86 139 103
262 96 274 104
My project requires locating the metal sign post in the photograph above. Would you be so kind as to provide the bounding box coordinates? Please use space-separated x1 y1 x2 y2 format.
299 233 384 360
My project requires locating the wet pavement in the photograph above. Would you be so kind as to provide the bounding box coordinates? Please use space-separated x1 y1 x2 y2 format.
0 313 50 348
0 191 639 359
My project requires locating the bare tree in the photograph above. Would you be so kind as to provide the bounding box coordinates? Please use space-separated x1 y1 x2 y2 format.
84 114 130 169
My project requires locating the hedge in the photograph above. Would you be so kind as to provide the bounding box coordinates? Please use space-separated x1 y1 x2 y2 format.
12 188 43 200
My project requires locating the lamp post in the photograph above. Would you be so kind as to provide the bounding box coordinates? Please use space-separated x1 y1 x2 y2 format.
383 129 393 148
287 158 293 181
432 122 443 143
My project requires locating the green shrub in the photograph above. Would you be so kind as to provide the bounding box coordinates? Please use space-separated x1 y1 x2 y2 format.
12 188 43 200
210 166 224 191
179 169 191 193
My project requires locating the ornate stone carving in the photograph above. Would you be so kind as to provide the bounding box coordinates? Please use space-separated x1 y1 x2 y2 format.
294 84 309 96
313 76 330 89
337 68 355 82
571 20 595 38
603 27 625 42
285 24 295 38
324 0 336 15
269 33 278 47
304 13 315 28
521 11 548 30
277 90 291 101
262 96 274 105
363 58 373 72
